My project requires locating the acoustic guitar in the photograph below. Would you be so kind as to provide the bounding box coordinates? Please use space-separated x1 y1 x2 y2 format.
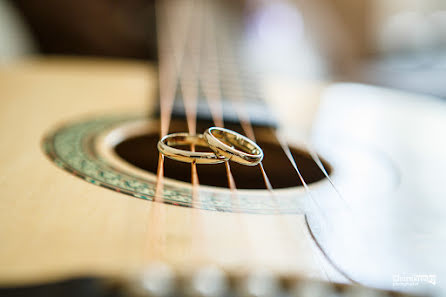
0 0 444 296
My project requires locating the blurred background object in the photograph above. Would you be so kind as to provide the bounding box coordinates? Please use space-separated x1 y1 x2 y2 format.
2 0 446 97
3 0 157 61
350 0 446 98
0 0 36 64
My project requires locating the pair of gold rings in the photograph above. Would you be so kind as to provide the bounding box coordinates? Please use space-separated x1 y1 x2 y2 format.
157 127 263 166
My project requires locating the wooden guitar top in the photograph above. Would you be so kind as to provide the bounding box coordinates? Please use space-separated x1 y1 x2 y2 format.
0 57 445 296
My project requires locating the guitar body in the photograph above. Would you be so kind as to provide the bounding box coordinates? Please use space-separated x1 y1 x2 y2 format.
0 57 324 283
1 57 445 295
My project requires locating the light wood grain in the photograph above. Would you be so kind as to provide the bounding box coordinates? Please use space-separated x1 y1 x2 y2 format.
3 57 445 295
0 57 327 285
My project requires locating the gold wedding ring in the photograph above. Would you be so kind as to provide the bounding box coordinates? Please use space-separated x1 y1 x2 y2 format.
204 127 263 166
157 133 227 164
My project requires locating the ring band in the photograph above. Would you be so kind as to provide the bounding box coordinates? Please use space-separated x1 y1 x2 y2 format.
157 133 228 164
204 127 263 166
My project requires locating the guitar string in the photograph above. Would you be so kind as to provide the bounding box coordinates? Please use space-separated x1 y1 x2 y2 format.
154 0 349 218
214 2 333 279
275 133 329 224
179 0 253 264
154 0 347 280
219 2 354 280
185 0 220 261
163 0 323 230
179 0 204 207
197 0 242 211
202 0 293 214
215 4 349 229
213 5 331 227
200 0 224 129
156 0 191 138
214 2 278 204
215 1 345 216
156 0 274 212
200 1 262 267
152 0 354 280
144 0 196 265
144 0 170 265
222 6 349 222
265 95 352 280
216 9 328 221
154 0 191 202
155 0 240 212
305 142 352 212
151 0 218 266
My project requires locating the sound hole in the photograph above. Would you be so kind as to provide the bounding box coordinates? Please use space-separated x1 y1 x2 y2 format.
115 130 331 190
